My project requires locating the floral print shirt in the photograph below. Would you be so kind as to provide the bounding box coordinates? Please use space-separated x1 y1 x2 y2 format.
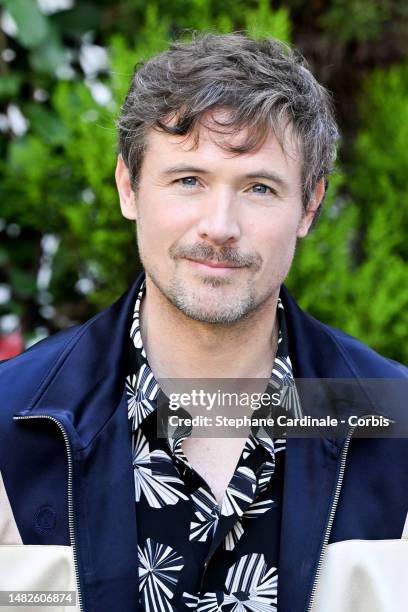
126 279 301 612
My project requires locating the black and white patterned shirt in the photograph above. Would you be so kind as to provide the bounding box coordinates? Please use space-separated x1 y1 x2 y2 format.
126 279 301 612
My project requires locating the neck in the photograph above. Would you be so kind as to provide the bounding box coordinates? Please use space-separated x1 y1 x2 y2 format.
139 276 279 380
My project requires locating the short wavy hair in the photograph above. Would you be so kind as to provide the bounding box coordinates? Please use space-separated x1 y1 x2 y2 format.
118 32 339 215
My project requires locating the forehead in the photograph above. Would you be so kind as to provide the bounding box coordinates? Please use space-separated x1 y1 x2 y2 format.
144 109 302 177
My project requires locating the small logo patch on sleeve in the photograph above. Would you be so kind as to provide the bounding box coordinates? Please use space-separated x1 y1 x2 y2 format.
34 505 57 534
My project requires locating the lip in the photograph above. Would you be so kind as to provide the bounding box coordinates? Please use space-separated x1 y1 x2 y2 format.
185 258 243 269
184 258 245 277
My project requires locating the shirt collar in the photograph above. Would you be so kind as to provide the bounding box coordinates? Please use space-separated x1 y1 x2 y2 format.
126 278 300 433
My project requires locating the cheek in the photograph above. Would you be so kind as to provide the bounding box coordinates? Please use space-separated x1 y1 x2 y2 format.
261 233 297 270
136 197 194 261
253 212 300 254
251 215 300 282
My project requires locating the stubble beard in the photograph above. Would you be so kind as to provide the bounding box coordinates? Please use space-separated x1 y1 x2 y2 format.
167 272 260 324
141 260 285 326
137 232 295 325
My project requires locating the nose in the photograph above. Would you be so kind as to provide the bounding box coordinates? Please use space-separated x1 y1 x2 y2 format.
196 188 241 246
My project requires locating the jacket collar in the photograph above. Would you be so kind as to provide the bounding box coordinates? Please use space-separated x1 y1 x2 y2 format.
16 271 145 448
279 285 404 427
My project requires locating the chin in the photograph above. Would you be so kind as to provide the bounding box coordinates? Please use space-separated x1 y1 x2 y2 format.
169 290 259 325
177 306 252 325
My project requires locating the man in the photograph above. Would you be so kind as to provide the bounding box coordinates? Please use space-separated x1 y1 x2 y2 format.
0 33 407 612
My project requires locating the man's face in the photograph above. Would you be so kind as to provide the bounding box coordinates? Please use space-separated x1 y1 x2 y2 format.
116 113 322 324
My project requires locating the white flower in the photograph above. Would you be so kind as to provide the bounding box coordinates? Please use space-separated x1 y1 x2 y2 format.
221 467 256 517
189 488 220 542
138 539 184 612
132 430 188 508
183 553 278 612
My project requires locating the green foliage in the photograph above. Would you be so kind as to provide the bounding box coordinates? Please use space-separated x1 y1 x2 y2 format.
0 0 69 79
2 0 50 48
319 0 391 43
246 0 291 41
0 73 23 100
287 172 358 323
345 63 408 360
288 62 408 362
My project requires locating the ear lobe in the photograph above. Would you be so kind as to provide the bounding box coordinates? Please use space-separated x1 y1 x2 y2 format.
297 206 317 238
115 155 138 220
297 178 326 238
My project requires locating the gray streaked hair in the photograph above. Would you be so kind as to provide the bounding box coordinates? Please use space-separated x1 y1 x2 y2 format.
118 32 339 215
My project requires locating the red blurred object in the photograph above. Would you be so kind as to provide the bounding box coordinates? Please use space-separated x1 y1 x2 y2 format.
0 330 24 360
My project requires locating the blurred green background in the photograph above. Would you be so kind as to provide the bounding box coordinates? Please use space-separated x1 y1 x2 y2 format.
0 0 407 361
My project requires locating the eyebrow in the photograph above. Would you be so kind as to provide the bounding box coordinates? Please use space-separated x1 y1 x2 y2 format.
161 165 211 176
161 165 289 190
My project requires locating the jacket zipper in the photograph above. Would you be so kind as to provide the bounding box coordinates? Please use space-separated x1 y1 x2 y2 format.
306 424 356 612
13 414 84 612
306 412 387 612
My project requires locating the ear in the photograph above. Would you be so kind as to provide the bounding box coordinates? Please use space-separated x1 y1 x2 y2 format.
297 178 326 238
115 155 138 220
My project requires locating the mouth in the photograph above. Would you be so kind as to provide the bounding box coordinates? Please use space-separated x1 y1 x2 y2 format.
185 258 243 269
184 257 246 277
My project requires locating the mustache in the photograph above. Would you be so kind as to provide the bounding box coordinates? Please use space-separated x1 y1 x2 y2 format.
169 243 262 268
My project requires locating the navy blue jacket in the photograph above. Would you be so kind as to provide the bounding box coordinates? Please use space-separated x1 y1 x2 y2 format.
1 271 407 612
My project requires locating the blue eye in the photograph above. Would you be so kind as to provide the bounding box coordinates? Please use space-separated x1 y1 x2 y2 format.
179 176 199 187
250 183 272 194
